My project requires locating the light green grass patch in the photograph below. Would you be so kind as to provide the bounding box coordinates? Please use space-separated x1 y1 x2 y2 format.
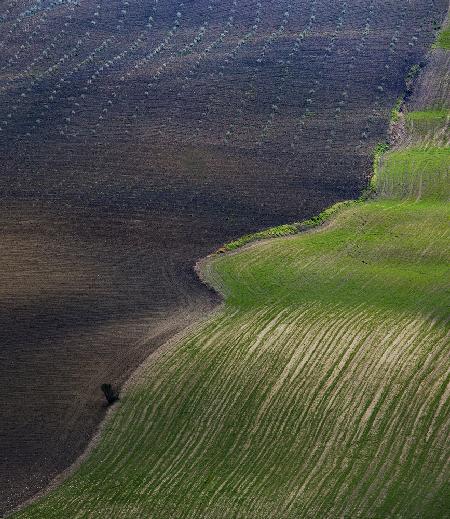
376 147 450 201
406 109 449 122
390 97 403 123
223 200 360 251
405 109 449 142
214 201 450 316
434 27 450 49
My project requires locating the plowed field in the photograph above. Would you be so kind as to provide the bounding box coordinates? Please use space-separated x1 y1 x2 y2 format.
1 0 447 513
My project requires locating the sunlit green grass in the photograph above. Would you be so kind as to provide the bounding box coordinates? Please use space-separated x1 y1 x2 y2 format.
406 109 449 123
213 200 450 315
222 200 357 251
376 147 449 201
434 27 450 49
405 109 449 142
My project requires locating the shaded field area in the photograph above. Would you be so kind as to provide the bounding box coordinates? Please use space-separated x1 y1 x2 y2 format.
15 123 450 517
0 0 448 512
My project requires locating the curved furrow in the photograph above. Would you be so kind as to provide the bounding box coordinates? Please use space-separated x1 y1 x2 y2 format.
101 308 244 484
198 306 366 508
133 309 282 483
297 316 432 514
222 0 291 145
357 326 450 510
276 314 442 516
263 311 383 495
256 0 319 147
244 304 330 428
0 0 79 50
6 3 449 517
256 310 404 510
135 308 279 485
323 319 449 516
284 0 350 156
225 305 351 502
244 305 363 446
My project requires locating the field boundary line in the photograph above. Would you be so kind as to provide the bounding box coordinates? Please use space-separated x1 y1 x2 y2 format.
4 301 224 518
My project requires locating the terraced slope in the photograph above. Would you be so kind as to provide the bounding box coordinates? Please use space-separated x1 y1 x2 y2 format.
15 41 450 518
3 1 448 511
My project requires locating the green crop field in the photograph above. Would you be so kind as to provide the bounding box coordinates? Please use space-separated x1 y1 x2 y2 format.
406 109 449 122
435 27 450 49
14 24 450 519
376 147 449 200
405 109 449 141
15 138 450 519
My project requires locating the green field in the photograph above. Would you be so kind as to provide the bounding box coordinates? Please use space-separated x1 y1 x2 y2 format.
435 27 450 49
405 109 449 142
14 32 450 519
376 147 449 200
15 151 450 518
406 109 449 122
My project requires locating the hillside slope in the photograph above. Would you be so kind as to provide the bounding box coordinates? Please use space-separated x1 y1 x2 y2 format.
5 2 449 511
13 18 450 519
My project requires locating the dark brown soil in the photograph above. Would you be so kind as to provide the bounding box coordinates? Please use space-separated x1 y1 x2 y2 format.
0 0 447 514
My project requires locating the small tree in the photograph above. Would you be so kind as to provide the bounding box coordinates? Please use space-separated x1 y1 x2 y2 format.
100 383 119 405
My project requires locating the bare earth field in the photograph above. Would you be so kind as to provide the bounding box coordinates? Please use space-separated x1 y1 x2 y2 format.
0 0 447 513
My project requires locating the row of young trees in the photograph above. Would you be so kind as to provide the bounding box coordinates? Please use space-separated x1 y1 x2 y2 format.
88 4 185 138
0 0 82 80
0 0 80 50
286 0 350 156
68 0 237 140
223 0 292 145
0 0 436 146
191 0 261 142
0 34 89 134
1 0 167 137
0 0 104 136
257 0 319 148
158 0 239 141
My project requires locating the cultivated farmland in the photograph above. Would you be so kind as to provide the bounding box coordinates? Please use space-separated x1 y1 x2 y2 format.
0 0 448 514
14 84 450 518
